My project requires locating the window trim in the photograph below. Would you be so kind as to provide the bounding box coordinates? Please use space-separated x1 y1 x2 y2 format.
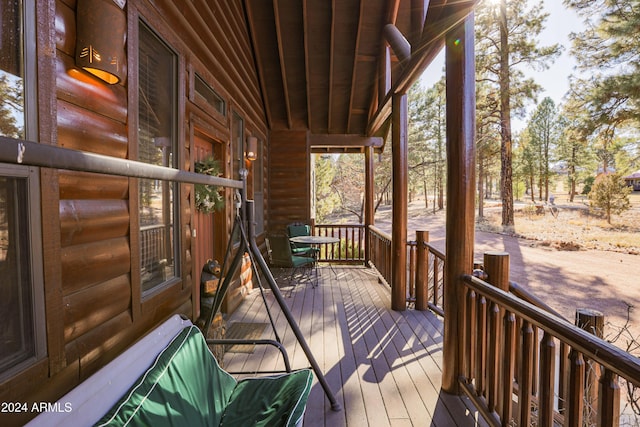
136 19 181 298
0 0 45 381
0 163 46 381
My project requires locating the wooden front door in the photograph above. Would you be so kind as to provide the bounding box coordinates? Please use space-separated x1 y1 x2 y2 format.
193 133 224 317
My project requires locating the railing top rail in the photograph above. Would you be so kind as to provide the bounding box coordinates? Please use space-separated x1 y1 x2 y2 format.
407 240 446 259
464 274 640 386
368 225 392 241
0 136 243 189
509 280 568 321
315 223 365 228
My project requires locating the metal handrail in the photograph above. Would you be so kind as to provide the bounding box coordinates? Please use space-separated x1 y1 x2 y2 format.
0 136 242 189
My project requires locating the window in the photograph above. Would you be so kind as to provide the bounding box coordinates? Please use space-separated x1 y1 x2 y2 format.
138 21 179 293
232 112 244 181
1 0 32 140
0 166 45 379
194 73 225 117
253 139 264 234
0 0 44 380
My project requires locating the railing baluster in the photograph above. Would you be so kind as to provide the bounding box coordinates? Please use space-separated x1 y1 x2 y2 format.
433 256 439 307
566 348 585 427
598 368 620 427
408 242 416 300
476 295 487 397
488 302 500 412
558 342 569 415
502 311 516 425
465 288 477 381
519 320 534 426
539 331 556 427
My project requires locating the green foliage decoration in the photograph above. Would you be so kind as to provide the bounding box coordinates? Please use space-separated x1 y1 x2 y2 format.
194 156 224 214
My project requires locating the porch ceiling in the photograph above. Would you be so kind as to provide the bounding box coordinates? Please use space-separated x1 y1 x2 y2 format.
244 0 478 143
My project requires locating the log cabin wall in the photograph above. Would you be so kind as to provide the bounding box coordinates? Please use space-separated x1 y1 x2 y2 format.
268 129 310 234
0 1 267 425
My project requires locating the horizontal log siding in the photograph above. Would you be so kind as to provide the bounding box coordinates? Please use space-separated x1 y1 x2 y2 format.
55 0 134 391
268 130 310 233
1 1 268 423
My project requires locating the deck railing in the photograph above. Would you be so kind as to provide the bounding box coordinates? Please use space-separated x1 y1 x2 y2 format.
366 226 640 426
462 271 640 426
367 225 392 284
407 236 445 316
313 224 365 263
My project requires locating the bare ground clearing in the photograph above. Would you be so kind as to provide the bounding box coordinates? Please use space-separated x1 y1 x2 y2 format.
371 193 640 345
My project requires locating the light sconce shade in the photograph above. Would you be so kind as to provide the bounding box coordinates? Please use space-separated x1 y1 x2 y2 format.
75 0 127 85
246 136 258 161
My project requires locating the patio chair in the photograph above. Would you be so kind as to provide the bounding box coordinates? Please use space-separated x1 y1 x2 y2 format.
266 234 315 285
286 223 319 257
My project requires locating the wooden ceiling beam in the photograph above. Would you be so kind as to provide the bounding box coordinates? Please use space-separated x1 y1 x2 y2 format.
309 133 384 151
273 0 293 129
367 1 477 136
244 0 273 129
383 24 411 64
328 0 336 132
346 0 365 134
411 0 430 49
303 0 312 130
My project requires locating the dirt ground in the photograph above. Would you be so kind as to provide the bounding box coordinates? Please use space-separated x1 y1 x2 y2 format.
373 192 640 347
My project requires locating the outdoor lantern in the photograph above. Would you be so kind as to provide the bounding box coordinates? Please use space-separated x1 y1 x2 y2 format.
75 0 127 85
245 136 258 161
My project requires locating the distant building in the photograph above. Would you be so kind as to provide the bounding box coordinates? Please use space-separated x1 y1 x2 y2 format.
623 170 640 191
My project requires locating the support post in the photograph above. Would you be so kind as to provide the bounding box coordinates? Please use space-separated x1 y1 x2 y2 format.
576 308 605 425
483 252 510 293
364 146 375 267
415 231 428 311
442 13 476 394
391 92 408 311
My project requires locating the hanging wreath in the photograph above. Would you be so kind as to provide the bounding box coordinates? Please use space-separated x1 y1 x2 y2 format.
195 156 225 214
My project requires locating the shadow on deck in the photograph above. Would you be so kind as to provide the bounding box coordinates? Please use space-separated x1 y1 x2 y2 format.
220 266 486 426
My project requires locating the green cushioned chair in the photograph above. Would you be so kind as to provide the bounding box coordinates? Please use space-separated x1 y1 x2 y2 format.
266 234 315 284
95 325 313 427
286 224 319 257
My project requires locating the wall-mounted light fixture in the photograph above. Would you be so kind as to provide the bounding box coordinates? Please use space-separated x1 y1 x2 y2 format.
245 136 258 162
75 0 127 85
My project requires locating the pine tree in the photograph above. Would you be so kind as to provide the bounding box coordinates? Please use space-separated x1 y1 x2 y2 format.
565 0 640 128
475 0 562 227
526 97 561 202
589 172 631 224
0 74 23 137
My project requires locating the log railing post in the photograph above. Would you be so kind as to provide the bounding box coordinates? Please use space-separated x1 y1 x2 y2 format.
576 308 604 424
415 231 428 311
483 252 510 417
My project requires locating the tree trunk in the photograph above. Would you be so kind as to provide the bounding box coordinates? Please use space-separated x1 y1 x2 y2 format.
499 0 514 227
530 174 535 202
478 153 485 218
569 146 577 202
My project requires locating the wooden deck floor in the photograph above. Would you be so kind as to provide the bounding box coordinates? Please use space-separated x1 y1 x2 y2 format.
220 265 486 426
